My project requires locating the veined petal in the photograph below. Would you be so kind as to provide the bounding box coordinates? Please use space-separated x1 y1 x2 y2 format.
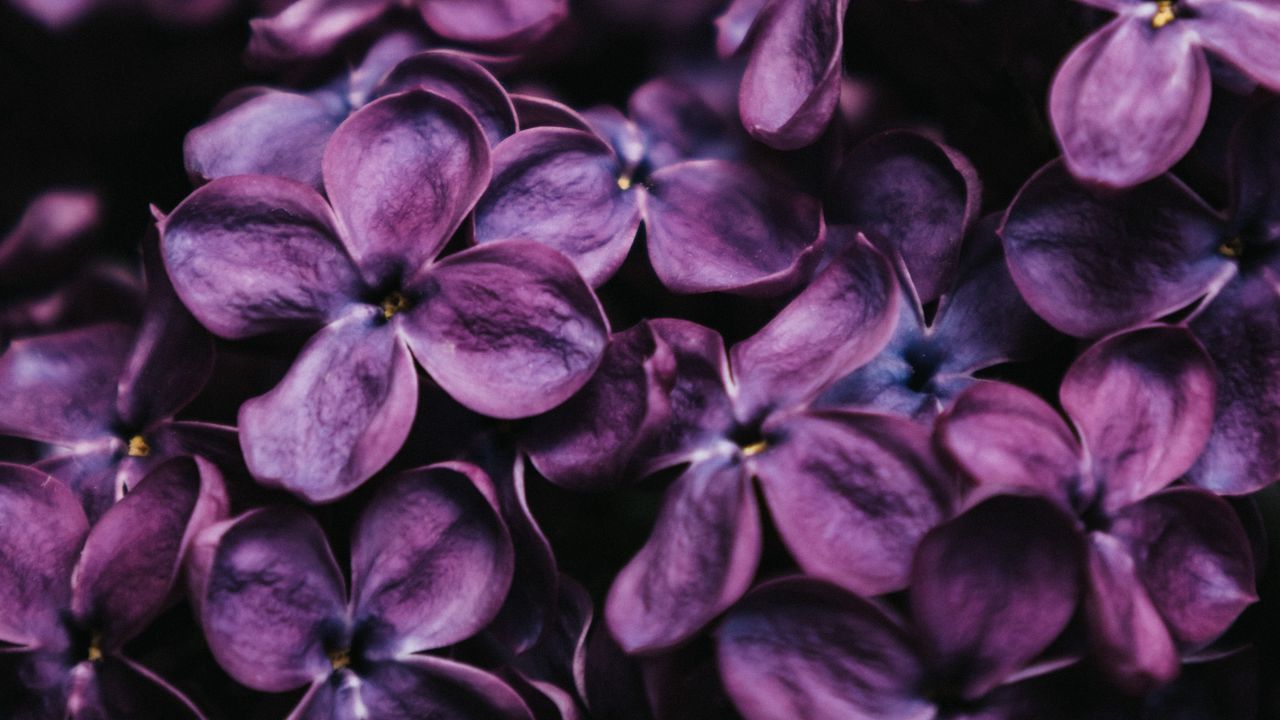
628 79 736 168
377 51 517 148
511 94 594 132
248 0 390 66
644 319 737 469
1193 0 1280 91
418 0 567 49
354 656 533 720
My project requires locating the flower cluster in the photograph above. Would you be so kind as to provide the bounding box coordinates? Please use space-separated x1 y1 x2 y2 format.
2 0 1276 718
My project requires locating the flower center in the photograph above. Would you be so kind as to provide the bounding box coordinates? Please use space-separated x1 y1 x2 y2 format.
617 173 634 191
328 648 351 670
127 435 150 457
87 632 104 663
1218 236 1245 259
741 440 768 457
1151 0 1176 28
380 291 410 319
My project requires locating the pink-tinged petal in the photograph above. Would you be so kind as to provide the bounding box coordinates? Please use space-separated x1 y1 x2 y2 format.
70 457 227 650
240 307 418 503
0 189 99 288
605 457 759 653
356 656 533 720
474 128 641 287
627 79 735 168
162 175 362 339
730 235 898 421
0 463 88 649
999 161 1232 338
418 0 567 49
377 51 517 147
1049 17 1210 188
194 507 346 692
1110 488 1256 648
1060 326 1216 513
184 91 340 189
8 0 96 29
753 410 954 596
715 0 769 57
403 240 608 419
351 464 514 656
645 160 824 296
938 382 1086 505
1193 0 1280 91
65 656 206 720
716 577 931 720
35 449 123 523
912 495 1084 700
645 319 737 469
524 322 676 491
828 131 981 302
247 0 390 66
1188 274 1280 493
739 0 847 149
0 322 131 443
1084 532 1180 693
511 94 594 132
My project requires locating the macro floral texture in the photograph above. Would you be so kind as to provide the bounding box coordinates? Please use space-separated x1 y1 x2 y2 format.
1 0 1277 717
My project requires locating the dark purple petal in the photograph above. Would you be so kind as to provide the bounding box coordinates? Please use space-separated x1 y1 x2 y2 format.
194 507 346 692
248 0 390 66
35 449 122 523
418 0 567 49
827 131 981 302
1060 326 1216 512
377 51 517 147
66 656 206 720
716 577 930 720
581 107 646 170
485 455 560 655
1227 95 1280 231
1049 17 1211 188
644 160 823 296
628 79 735 168
511 94 594 132
739 0 846 149
912 495 1083 699
730 235 898 421
645 319 737 469
0 190 99 288
403 240 608 419
0 463 88 649
351 464 514 656
753 411 953 596
1110 488 1256 648
345 32 429 104
999 161 1232 337
240 307 418 503
355 656 533 720
161 175 362 339
474 128 640 287
605 457 759 653
323 90 490 281
1193 1 1280 91
714 0 769 57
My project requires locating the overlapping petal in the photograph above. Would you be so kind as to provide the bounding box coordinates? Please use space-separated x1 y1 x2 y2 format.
418 0 567 49
377 51 518 148
248 0 390 66
1193 0 1280 91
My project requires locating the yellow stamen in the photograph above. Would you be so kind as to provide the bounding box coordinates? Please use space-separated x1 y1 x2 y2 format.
617 175 633 191
127 435 150 458
380 291 409 319
741 440 768 457
1218 237 1245 258
1151 1 1176 28
87 633 103 663
328 648 351 670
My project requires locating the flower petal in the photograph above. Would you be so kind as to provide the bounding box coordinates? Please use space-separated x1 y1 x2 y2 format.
1060 326 1216 513
485 455 560 655
714 0 769 57
356 656 533 720
240 307 418 503
1226 94 1280 233
628 79 736 168
605 456 759 653
716 577 931 720
402 240 608 419
1049 16 1211 188
753 410 954 596
999 161 1232 337
351 464 514 656
474 128 640 287
247 0 389 66
511 94 593 132
1193 0 1280 91
161 175 361 339
377 51 517 148
645 160 823 296
418 0 567 49
645 319 737 469
0 189 100 289
66 656 206 720
323 90 490 282
35 449 123 523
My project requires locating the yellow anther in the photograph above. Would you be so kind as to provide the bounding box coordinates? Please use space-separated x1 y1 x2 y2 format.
127 435 150 458
87 633 103 663
328 648 351 670
1151 1 1176 28
617 175 633 191
1218 237 1245 258
741 440 768 457
380 291 409 319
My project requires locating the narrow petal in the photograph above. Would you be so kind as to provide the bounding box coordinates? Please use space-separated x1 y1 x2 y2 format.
739 0 847 149
1193 0 1280 91
0 463 88 649
418 0 567 49
999 161 1232 337
730 235 898 422
474 128 640 287
351 464 514 656
377 51 517 147
403 240 608 419
1060 326 1216 512
485 455 560 655
753 411 954 596
1049 17 1211 188
323 91 490 281
716 577 931 720
195 507 346 692
356 656 533 720
645 160 823 296
605 457 759 653
161 175 362 339
714 0 769 57
0 323 131 443
912 495 1084 700
247 0 389 66
240 307 418 503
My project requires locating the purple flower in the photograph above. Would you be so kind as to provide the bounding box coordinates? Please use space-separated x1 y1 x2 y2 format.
1050 0 1280 187
186 464 531 719
938 327 1256 691
0 458 227 718
162 90 608 503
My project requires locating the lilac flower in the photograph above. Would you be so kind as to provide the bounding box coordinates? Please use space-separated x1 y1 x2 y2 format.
162 90 608 503
186 464 531 719
716 494 1084 720
0 458 227 718
1051 0 1280 187
1000 96 1280 493
938 327 1256 691
475 79 823 291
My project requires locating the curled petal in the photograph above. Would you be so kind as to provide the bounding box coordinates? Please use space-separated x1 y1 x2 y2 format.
511 94 594 132
1193 0 1280 91
248 0 389 66
354 656 533 720
418 0 567 49
715 0 769 57
403 240 608 419
486 455 560 655
645 319 737 468
377 51 517 147
1049 17 1210 188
